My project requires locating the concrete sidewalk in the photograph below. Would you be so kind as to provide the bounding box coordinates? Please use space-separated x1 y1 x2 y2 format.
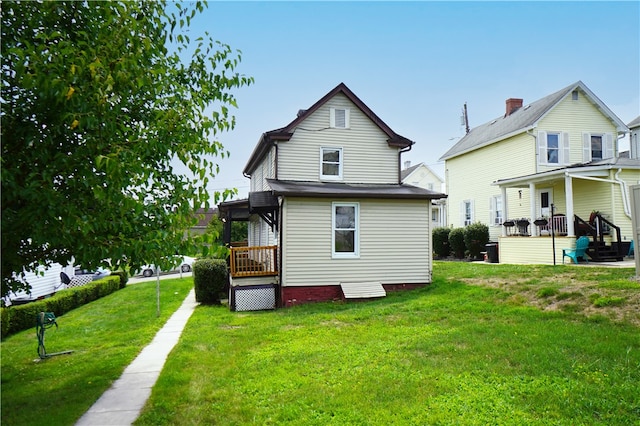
76 289 197 426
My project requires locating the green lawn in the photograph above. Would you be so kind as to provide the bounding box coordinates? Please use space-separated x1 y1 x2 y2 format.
2 263 639 425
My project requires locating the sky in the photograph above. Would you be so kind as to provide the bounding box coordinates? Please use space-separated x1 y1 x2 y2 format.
176 1 640 201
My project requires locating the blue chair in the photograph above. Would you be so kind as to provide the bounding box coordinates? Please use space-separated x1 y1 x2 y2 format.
629 240 634 257
562 236 590 264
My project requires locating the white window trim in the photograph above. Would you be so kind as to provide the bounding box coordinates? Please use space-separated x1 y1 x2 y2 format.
489 195 503 226
538 131 569 165
330 107 350 129
460 199 474 227
582 132 614 162
320 147 343 181
332 202 359 258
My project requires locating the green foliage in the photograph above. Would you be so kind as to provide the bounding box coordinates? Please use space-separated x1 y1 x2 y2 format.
449 227 466 259
1 0 254 297
592 296 625 308
1 276 120 338
207 215 248 245
537 287 559 298
432 227 451 258
463 222 490 259
108 270 129 289
193 258 228 304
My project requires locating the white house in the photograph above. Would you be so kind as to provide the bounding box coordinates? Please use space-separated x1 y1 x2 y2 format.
401 161 446 228
219 83 445 309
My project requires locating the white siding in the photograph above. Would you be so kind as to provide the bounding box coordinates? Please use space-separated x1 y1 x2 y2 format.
250 145 276 192
281 197 431 287
278 94 400 184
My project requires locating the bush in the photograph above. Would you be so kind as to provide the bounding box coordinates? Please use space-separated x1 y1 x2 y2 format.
193 258 228 305
464 223 490 260
109 270 129 289
449 228 466 259
432 227 451 258
1 276 121 339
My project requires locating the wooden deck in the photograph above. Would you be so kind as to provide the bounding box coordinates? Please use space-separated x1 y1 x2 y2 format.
230 245 278 278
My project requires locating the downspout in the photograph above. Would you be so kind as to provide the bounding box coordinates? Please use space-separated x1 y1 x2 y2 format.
526 129 538 173
614 168 632 219
399 143 412 184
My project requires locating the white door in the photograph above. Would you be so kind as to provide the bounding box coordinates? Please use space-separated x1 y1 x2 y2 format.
538 188 553 217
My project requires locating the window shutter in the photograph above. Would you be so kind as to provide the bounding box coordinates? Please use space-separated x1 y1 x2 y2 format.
329 108 336 128
489 197 496 225
470 199 475 223
459 201 465 227
603 133 614 159
582 132 591 162
344 108 350 128
538 131 547 164
561 132 570 164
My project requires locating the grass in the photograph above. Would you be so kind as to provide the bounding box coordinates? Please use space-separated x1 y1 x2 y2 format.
2 262 639 425
135 262 640 425
0 277 194 426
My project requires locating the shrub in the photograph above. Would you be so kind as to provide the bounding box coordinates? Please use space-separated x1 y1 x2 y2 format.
432 227 451 258
449 228 466 259
193 258 228 305
109 270 129 289
1 276 121 339
464 222 489 260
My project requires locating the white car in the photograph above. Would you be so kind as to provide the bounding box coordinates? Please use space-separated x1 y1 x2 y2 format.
140 255 197 277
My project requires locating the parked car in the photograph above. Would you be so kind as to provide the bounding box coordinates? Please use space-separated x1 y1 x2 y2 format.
140 255 197 277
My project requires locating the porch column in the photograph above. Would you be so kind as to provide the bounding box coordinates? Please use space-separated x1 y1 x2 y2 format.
501 186 508 237
565 172 575 236
529 182 538 236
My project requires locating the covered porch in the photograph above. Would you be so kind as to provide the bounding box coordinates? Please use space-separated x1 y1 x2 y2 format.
494 163 632 263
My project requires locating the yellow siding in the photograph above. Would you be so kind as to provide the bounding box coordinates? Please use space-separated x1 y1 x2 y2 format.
498 236 576 264
538 93 618 167
446 132 536 240
278 94 400 184
281 197 431 287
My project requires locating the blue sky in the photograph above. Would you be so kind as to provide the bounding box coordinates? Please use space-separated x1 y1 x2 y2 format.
180 1 639 200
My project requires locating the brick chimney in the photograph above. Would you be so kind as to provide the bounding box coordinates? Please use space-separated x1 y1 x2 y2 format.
505 98 523 117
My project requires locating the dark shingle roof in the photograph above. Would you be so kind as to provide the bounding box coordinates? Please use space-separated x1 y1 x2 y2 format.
440 81 628 161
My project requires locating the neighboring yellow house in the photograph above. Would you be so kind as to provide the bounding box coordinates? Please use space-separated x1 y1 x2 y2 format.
401 161 447 228
219 83 445 310
440 81 637 265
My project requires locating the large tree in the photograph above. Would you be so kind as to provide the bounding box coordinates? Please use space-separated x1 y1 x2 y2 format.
1 1 252 297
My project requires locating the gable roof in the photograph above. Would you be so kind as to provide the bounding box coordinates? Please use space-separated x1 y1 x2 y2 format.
439 81 629 161
400 162 444 183
243 83 415 175
629 116 640 130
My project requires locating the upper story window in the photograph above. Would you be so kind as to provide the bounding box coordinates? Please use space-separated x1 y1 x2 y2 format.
320 147 343 180
583 132 613 162
332 202 359 258
330 108 350 129
538 131 569 165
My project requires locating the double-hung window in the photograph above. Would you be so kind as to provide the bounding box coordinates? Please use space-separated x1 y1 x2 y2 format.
582 132 613 162
320 147 343 180
332 202 359 258
538 131 569 165
461 200 474 226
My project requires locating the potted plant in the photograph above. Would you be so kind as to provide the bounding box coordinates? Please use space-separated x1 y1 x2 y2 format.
534 217 548 226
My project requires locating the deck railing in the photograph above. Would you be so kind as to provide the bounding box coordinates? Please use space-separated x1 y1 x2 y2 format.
539 215 568 236
230 245 278 278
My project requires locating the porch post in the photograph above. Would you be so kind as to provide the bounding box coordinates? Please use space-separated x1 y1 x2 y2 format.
565 172 575 236
529 182 538 236
501 186 508 237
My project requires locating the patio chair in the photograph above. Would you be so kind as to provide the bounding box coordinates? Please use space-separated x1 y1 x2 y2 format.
562 236 590 264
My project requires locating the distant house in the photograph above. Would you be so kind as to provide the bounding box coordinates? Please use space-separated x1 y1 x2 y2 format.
629 116 640 160
440 81 637 264
401 161 446 228
190 208 216 235
219 83 445 309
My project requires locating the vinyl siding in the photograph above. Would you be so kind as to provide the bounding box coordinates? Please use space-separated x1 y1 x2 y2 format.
278 94 400 184
446 131 536 240
498 236 576 265
281 197 431 287
537 92 618 168
251 146 276 192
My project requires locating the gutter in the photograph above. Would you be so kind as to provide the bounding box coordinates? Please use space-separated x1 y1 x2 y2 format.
566 171 631 219
398 142 413 184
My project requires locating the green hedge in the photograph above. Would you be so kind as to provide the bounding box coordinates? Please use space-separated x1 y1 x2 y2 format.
463 222 490 260
1 275 121 339
449 227 466 259
432 227 451 258
193 258 228 305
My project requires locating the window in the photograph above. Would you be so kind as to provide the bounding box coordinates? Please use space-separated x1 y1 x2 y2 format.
583 132 613 162
489 195 503 226
461 200 474 226
320 147 343 180
330 108 350 129
538 131 569 165
332 202 359 258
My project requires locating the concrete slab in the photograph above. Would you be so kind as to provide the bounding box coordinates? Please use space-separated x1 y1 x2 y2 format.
75 289 196 426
